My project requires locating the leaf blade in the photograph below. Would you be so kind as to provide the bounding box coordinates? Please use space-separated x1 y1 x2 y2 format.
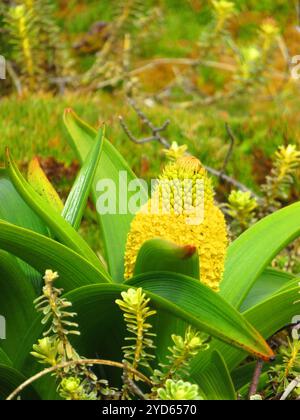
28 157 64 213
0 220 111 291
133 238 200 279
0 169 49 290
64 109 148 281
127 272 274 360
5 148 108 277
0 251 36 360
62 128 104 230
240 268 295 312
198 351 237 400
0 365 40 400
190 280 300 379
221 202 300 308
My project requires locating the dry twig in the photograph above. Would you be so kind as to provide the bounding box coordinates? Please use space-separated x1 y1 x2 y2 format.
280 377 300 400
220 123 236 177
248 359 264 399
119 97 258 197
6 358 152 401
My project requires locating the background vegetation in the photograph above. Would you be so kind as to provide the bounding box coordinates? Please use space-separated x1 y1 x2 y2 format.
0 0 300 400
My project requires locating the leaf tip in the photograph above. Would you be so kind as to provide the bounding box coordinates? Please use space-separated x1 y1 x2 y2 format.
181 245 197 259
5 147 11 166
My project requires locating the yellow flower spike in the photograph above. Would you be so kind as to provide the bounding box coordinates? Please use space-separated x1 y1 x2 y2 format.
124 156 228 291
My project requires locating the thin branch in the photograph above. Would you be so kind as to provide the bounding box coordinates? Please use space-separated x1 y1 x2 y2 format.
296 0 300 27
119 116 158 144
248 359 264 399
130 58 236 76
129 58 286 79
122 363 147 400
6 359 152 401
95 58 237 90
220 123 236 177
120 97 259 197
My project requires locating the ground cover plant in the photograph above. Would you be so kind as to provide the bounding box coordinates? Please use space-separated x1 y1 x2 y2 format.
0 0 300 401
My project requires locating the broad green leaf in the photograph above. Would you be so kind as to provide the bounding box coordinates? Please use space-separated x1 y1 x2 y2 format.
62 128 104 230
240 268 295 312
198 351 236 400
0 169 49 291
0 251 36 360
0 349 12 367
0 220 111 291
64 109 148 281
190 279 300 379
5 149 108 276
127 272 274 360
231 362 257 394
0 365 40 400
221 202 300 308
27 157 64 213
133 238 200 279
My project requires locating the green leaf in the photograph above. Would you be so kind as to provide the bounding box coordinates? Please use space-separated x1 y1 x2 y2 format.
133 238 200 279
0 349 12 367
64 109 148 281
198 351 237 400
127 272 274 360
15 278 275 397
240 268 295 312
190 279 300 379
0 365 40 400
0 220 111 291
0 169 49 291
62 128 104 230
0 251 36 361
27 157 64 213
221 202 300 308
5 149 108 276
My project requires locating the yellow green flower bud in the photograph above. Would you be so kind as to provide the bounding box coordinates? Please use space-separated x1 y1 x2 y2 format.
124 156 228 291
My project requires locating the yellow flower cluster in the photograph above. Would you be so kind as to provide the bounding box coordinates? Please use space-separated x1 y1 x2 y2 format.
124 156 228 291
260 18 279 37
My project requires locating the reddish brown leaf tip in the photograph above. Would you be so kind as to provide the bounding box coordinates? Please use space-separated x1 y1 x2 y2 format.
182 245 197 259
64 108 74 115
